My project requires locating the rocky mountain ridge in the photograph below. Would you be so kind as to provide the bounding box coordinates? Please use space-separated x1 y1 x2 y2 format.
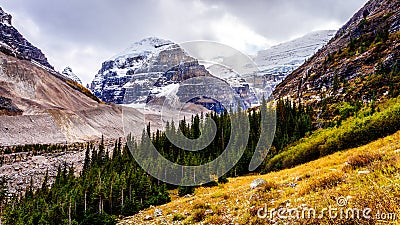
91 31 334 110
91 37 252 111
0 7 53 69
61 66 82 84
274 0 400 110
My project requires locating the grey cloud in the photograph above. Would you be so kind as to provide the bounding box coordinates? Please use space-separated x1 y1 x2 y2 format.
199 0 368 40
1 0 369 84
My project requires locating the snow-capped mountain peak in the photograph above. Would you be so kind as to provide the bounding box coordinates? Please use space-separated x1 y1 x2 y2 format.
248 30 336 91
90 31 335 109
111 37 175 61
254 30 336 73
91 37 193 104
0 7 12 26
62 67 82 84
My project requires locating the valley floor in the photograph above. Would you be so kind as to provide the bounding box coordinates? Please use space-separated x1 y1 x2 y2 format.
118 130 400 225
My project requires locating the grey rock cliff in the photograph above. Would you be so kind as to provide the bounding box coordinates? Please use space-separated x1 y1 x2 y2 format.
0 7 53 69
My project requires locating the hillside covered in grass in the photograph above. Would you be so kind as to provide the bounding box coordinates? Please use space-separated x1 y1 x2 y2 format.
118 130 400 225
265 96 400 172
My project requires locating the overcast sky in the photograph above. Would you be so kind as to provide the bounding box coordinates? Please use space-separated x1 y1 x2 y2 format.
1 0 368 85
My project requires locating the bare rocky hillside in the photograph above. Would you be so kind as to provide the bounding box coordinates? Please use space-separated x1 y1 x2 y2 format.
274 0 400 111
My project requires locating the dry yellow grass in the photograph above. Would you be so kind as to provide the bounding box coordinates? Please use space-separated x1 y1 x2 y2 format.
118 130 400 225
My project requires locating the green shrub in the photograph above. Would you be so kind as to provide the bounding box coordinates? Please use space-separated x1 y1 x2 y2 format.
172 213 186 221
178 185 195 197
265 97 400 172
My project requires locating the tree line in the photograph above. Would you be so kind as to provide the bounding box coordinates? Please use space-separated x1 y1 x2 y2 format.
1 98 313 224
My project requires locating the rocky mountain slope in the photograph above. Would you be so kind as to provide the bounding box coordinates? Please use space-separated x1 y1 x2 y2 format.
0 95 22 116
0 35 208 147
61 66 82 84
0 8 148 146
0 50 134 146
274 0 400 111
0 49 199 146
0 7 53 69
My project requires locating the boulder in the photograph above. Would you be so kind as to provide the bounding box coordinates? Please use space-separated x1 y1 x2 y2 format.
250 178 266 189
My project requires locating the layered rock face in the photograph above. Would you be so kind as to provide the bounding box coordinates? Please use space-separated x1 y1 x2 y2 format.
146 61 241 112
274 0 400 106
0 7 53 69
0 96 22 116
